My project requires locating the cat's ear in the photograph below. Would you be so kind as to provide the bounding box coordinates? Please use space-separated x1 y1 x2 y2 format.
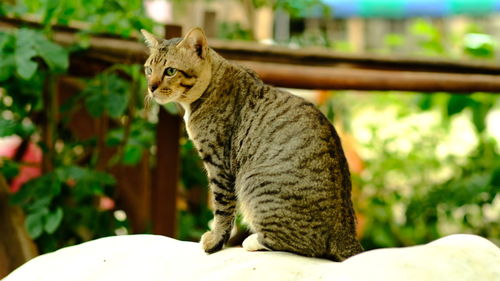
141 29 161 48
178 27 208 59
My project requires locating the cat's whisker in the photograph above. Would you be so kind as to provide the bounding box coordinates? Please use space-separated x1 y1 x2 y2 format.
144 94 153 112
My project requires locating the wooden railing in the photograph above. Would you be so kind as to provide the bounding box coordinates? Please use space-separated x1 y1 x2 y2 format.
2 17 500 92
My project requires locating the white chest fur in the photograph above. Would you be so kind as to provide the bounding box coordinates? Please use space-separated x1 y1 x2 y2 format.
179 102 192 136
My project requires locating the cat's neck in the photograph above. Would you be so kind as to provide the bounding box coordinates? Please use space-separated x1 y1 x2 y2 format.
182 50 231 118
178 49 221 122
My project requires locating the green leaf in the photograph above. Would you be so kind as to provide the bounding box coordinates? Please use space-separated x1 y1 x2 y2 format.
447 95 472 116
0 159 20 180
85 92 105 117
11 174 61 208
55 165 86 182
0 119 18 137
27 196 52 212
122 145 143 165
0 33 16 82
411 19 438 38
25 207 49 239
105 75 129 118
44 207 63 234
471 103 490 133
42 0 59 27
0 53 15 82
94 171 116 186
385 34 404 48
34 35 69 71
491 167 500 187
464 33 495 59
0 32 7 47
106 128 124 146
371 225 397 247
106 92 129 118
15 28 38 79
83 74 129 118
416 95 432 111
57 166 116 198
326 101 334 122
9 183 35 206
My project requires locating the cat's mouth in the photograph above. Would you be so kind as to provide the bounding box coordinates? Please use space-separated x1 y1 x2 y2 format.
150 90 174 104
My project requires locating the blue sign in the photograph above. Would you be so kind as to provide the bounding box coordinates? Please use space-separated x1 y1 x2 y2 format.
321 0 500 18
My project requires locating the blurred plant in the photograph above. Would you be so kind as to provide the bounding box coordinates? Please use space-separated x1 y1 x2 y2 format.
409 18 446 55
463 33 495 58
1 0 154 37
328 92 499 249
272 0 330 18
9 166 118 253
0 0 154 253
217 22 253 41
322 19 500 247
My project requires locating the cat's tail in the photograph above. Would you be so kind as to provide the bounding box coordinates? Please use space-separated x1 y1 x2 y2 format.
325 232 364 262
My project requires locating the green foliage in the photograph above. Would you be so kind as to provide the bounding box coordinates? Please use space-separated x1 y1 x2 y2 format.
9 166 117 251
274 0 330 18
14 28 68 79
384 34 404 49
321 18 500 248
0 0 156 253
0 28 68 81
323 90 500 249
409 18 445 55
217 22 253 41
106 118 156 166
0 159 20 182
0 119 18 137
82 73 130 118
463 33 495 59
2 0 154 37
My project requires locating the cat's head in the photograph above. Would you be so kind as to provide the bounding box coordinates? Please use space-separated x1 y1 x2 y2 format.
141 27 212 105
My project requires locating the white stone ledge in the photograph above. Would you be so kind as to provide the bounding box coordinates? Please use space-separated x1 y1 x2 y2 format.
4 234 500 281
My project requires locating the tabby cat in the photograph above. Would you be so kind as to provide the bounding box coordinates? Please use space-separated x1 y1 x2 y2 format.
141 27 363 261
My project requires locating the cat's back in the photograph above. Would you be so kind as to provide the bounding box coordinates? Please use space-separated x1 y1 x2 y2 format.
234 82 347 178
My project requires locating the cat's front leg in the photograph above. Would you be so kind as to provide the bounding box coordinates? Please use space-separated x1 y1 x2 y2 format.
200 176 236 253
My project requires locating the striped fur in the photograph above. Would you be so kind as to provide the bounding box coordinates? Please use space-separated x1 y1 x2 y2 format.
141 28 363 261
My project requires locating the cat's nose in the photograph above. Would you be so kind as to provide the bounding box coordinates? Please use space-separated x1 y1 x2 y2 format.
149 83 158 92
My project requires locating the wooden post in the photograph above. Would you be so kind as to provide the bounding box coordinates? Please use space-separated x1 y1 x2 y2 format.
347 17 365 53
151 25 182 237
203 11 217 38
0 175 37 278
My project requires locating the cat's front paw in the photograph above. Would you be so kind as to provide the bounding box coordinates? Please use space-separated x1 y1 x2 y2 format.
200 230 225 254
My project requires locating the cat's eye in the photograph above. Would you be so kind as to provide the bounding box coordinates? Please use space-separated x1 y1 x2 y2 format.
164 67 177 77
145 66 152 76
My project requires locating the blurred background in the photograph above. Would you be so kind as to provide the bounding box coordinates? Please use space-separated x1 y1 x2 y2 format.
0 0 499 277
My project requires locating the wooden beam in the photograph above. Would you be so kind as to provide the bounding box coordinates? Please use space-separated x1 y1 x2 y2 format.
238 61 500 92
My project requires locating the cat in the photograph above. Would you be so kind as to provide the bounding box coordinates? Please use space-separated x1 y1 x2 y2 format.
141 27 363 261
